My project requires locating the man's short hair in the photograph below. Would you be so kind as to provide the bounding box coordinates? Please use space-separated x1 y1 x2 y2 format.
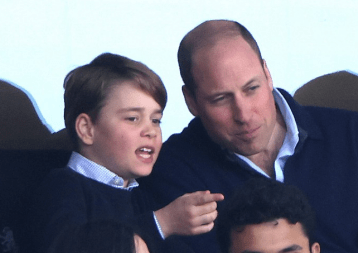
63 53 167 150
177 19 264 96
216 178 316 253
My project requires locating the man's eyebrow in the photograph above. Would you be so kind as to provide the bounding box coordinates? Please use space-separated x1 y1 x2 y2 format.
241 76 261 89
279 244 303 252
242 250 262 253
205 76 262 97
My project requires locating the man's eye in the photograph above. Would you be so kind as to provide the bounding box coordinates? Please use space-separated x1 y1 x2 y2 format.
211 95 226 104
248 85 259 91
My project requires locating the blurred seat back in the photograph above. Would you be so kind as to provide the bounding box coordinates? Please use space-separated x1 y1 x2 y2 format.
0 80 72 253
0 80 52 150
294 71 358 112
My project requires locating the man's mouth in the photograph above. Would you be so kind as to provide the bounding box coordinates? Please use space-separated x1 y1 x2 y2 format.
236 126 260 139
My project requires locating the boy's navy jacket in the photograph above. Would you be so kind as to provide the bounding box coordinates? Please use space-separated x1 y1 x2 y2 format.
26 167 193 253
138 88 358 253
0 148 194 253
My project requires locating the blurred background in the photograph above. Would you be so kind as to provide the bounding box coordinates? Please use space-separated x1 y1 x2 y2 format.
1 0 357 141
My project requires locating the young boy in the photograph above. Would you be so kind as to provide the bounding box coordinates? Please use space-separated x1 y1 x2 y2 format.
28 53 223 253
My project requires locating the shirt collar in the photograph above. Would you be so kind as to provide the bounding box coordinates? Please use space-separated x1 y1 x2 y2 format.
67 152 139 190
273 88 299 146
234 88 299 181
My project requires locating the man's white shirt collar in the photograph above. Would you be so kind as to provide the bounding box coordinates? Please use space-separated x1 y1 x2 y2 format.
235 88 299 182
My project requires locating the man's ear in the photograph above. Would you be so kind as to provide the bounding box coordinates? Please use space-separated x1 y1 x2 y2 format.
311 242 320 253
75 113 95 146
182 85 199 116
263 60 273 90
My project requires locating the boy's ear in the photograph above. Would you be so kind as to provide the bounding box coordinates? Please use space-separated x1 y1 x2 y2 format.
182 85 199 116
75 113 95 146
311 242 320 253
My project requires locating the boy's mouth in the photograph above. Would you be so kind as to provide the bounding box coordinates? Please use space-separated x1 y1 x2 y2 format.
136 147 154 159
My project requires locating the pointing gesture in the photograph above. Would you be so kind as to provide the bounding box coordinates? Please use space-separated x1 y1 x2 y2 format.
154 191 224 238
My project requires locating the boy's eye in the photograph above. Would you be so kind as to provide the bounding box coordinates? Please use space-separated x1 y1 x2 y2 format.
126 117 138 122
152 119 162 124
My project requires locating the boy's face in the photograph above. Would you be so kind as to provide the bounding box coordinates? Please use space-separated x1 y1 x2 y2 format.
81 82 163 186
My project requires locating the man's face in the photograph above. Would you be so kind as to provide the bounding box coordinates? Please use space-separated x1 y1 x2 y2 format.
229 219 320 253
185 36 277 156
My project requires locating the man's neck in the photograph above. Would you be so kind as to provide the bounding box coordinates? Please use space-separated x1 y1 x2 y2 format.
246 109 287 178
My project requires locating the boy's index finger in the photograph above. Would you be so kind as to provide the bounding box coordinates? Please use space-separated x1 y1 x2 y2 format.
196 192 224 206
209 193 225 202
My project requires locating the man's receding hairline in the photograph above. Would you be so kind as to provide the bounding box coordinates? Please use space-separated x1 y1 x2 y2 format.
182 20 244 54
178 19 264 97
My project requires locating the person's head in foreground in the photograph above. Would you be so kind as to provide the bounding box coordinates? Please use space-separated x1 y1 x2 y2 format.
178 19 282 163
216 178 320 253
48 220 153 253
63 53 167 187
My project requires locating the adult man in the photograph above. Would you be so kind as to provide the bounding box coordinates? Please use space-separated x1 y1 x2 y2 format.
216 178 320 253
138 20 358 253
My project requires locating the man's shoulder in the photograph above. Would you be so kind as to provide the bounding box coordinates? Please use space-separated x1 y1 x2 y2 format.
159 118 219 164
278 87 358 132
297 102 358 129
154 117 229 176
162 117 214 151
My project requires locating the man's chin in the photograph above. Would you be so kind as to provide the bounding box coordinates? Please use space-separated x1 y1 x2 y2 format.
231 144 263 157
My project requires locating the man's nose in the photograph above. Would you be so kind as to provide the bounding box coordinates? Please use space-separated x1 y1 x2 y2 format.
232 99 252 124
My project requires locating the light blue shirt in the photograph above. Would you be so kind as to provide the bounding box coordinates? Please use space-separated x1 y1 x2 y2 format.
235 88 299 182
67 152 165 238
67 152 139 190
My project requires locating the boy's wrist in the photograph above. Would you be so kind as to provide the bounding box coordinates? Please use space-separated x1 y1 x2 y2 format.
153 212 165 240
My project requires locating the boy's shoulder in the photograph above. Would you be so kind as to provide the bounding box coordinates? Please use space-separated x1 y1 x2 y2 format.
41 167 132 199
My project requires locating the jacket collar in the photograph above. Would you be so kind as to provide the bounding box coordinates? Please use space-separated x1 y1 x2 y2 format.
277 88 323 141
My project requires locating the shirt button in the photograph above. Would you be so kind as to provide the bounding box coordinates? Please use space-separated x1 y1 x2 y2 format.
114 178 121 185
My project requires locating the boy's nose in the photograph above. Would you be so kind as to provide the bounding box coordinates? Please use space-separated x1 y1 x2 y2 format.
140 124 157 138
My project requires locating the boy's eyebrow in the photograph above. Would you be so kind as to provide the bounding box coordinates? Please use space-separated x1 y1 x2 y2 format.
117 107 163 114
